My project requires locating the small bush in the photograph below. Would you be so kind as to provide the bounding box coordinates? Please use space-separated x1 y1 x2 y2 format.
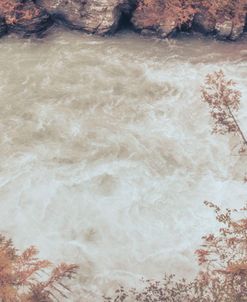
0 234 78 302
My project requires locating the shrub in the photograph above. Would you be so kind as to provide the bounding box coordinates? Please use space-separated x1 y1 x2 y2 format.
202 70 247 151
0 234 78 302
0 0 40 25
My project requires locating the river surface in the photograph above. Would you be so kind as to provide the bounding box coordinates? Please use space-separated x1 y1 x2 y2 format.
0 29 247 301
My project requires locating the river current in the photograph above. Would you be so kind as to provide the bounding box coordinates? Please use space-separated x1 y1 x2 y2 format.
0 29 247 300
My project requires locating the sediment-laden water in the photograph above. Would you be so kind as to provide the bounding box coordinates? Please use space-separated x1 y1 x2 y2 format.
0 30 247 301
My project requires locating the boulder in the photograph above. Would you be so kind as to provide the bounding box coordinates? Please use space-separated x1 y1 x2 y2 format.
131 2 177 38
0 0 52 37
36 0 136 35
216 15 246 41
230 21 245 41
35 0 86 29
193 11 216 34
215 19 233 39
158 19 177 38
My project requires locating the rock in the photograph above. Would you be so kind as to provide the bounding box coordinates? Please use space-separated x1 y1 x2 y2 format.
132 3 177 38
230 22 245 41
35 0 86 29
215 19 232 39
0 17 7 37
0 0 53 37
0 0 245 40
193 11 216 34
140 28 156 37
230 14 246 40
158 19 177 38
78 0 136 34
132 1 246 41
216 15 245 41
36 0 136 35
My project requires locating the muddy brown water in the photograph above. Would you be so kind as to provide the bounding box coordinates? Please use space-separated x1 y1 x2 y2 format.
0 29 247 300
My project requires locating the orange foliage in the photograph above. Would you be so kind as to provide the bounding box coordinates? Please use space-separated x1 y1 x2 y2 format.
134 0 247 30
0 0 40 25
194 202 247 301
202 70 247 151
0 234 78 302
134 0 196 29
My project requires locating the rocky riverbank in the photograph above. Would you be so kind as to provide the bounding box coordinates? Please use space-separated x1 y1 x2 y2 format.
0 0 246 40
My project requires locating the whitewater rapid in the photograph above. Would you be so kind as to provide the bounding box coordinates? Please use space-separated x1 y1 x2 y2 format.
0 30 247 300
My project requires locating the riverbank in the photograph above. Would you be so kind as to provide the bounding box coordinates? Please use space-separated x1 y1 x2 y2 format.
0 0 246 41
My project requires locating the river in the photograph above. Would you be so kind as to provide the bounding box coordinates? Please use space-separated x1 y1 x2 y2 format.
0 29 247 301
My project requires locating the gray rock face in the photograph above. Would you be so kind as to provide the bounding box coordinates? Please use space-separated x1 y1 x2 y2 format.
36 0 136 34
35 0 85 29
231 22 245 40
193 10 247 40
215 19 233 39
216 14 246 41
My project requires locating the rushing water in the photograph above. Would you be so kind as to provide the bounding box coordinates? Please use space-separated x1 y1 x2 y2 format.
0 29 247 300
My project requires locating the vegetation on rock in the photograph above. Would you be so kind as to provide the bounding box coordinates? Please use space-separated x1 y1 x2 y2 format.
132 0 247 39
0 0 39 25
